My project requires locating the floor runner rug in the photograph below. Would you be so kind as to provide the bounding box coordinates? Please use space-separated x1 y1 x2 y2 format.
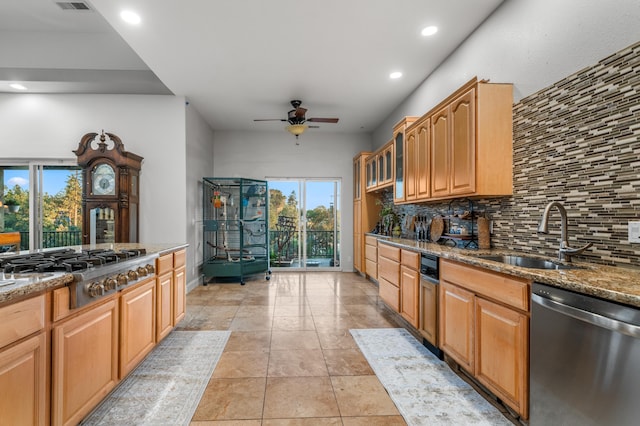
350 328 513 426
81 330 231 426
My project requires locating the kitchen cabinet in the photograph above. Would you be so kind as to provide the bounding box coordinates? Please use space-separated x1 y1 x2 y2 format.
400 249 420 327
393 117 418 203
419 276 438 347
365 155 377 190
156 253 174 342
364 235 379 280
353 152 380 274
404 116 432 203
439 258 530 419
52 298 119 426
0 295 47 426
430 78 513 200
173 249 187 324
119 277 156 378
365 140 393 192
377 242 401 311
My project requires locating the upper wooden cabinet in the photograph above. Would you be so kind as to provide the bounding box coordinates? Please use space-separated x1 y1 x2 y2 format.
404 116 431 203
430 78 513 201
365 140 394 192
393 117 418 203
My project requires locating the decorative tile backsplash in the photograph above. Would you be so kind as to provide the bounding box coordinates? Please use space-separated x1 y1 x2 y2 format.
393 41 640 266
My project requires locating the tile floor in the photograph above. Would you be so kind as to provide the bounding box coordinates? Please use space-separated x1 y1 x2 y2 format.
179 271 514 425
178 271 407 425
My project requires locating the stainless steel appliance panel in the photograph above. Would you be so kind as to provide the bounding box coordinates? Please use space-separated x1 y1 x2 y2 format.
531 282 640 426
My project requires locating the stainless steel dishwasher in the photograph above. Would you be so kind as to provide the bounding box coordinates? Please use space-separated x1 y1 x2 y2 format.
531 282 640 425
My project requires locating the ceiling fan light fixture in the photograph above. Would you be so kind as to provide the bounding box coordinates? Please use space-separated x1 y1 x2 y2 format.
286 124 307 138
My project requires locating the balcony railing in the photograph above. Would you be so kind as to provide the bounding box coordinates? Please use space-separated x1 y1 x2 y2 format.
13 231 82 250
269 230 339 266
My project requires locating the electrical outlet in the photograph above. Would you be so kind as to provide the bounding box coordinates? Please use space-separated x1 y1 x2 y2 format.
629 221 640 243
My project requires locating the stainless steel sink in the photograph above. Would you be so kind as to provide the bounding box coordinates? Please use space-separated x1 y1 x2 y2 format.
477 254 583 270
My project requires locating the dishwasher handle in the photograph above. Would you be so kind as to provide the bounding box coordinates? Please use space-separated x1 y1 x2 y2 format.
533 293 640 339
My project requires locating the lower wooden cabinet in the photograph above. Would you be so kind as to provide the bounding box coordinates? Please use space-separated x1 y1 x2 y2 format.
439 258 530 419
120 278 156 378
0 332 47 426
364 235 378 280
439 281 474 371
52 299 119 426
173 249 187 325
475 297 529 419
156 271 174 342
399 249 420 328
174 265 186 324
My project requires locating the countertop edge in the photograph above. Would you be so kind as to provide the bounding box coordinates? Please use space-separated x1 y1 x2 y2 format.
375 236 640 309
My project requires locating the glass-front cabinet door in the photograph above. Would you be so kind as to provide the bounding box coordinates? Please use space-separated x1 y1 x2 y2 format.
394 131 404 202
384 143 393 184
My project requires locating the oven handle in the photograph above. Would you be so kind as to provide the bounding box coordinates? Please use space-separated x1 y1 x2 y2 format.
532 293 640 339
420 274 439 285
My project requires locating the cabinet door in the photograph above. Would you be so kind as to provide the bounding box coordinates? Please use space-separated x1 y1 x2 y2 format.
431 107 450 198
379 278 400 312
120 278 156 378
419 280 438 346
377 153 384 186
174 265 187 325
52 299 119 426
475 297 529 418
404 127 417 202
439 281 474 372
353 200 362 272
353 157 361 200
400 265 419 328
450 88 476 195
384 144 393 183
416 118 431 199
0 332 46 426
393 132 404 202
156 271 173 342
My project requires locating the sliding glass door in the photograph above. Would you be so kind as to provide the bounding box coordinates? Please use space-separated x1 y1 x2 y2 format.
268 179 340 270
1 162 82 250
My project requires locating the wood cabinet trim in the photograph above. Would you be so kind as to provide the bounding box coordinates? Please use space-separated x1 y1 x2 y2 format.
440 259 530 311
0 295 45 349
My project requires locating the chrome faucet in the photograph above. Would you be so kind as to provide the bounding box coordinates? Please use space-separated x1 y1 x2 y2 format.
537 201 592 262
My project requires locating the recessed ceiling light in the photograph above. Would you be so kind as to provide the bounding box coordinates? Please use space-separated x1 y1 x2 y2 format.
421 26 438 36
120 10 141 25
9 83 27 91
389 72 403 79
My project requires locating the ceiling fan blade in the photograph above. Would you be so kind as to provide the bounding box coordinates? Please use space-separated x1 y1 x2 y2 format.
254 119 287 122
307 117 339 123
294 107 307 118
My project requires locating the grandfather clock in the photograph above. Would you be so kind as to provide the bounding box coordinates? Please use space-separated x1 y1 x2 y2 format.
74 131 143 245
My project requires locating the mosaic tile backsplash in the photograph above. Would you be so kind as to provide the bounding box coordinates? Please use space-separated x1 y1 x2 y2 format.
392 41 640 267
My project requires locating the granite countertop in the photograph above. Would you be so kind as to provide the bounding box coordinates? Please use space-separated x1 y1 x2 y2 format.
0 243 188 305
375 236 640 309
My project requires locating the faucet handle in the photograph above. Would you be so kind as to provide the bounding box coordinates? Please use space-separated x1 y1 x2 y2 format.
559 242 593 257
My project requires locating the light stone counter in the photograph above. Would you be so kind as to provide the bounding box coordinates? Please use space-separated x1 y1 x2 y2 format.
375 236 640 308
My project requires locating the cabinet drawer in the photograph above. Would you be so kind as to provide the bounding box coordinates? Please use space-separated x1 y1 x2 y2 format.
156 253 174 275
441 259 530 311
0 295 45 348
378 243 400 262
173 249 186 268
378 256 400 285
365 244 377 261
365 235 378 246
379 278 400 311
401 249 420 270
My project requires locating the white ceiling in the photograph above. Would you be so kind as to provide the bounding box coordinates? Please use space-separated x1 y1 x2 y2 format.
0 0 505 134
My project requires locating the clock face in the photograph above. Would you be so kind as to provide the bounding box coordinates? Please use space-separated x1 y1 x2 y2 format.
92 163 116 196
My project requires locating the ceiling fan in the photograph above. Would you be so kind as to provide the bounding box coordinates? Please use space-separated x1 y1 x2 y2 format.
254 100 339 141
